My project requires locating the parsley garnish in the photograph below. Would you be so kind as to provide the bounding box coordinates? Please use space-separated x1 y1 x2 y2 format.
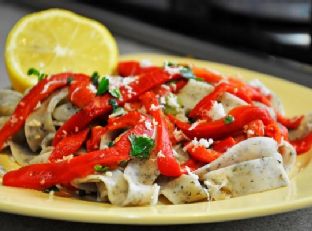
91 71 100 86
128 135 155 159
109 87 121 98
27 68 48 81
109 98 118 111
94 165 109 172
96 77 109 95
224 115 235 124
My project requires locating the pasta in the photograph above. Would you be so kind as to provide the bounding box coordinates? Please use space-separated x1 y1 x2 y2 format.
0 60 311 206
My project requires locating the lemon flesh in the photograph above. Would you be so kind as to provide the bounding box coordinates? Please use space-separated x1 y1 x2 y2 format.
5 8 118 92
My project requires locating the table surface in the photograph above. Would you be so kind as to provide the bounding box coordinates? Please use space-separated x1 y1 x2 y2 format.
0 2 312 231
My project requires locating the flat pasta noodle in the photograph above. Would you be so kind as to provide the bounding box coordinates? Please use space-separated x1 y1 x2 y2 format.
203 157 289 200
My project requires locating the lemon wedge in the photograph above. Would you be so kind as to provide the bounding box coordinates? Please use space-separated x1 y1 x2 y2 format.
5 8 118 92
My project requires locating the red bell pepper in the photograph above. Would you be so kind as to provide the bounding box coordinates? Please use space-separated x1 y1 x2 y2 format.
243 119 265 138
188 82 229 119
228 78 271 106
117 61 161 77
192 67 222 84
170 79 188 93
53 69 179 145
169 105 274 139
265 122 284 143
277 113 303 130
86 126 108 152
68 79 95 108
0 73 89 150
3 119 155 190
186 144 222 163
181 159 203 172
49 128 89 162
140 91 182 177
107 111 144 131
212 137 236 153
290 132 312 155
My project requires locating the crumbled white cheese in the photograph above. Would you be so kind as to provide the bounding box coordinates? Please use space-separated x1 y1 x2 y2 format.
246 129 255 136
208 101 226 120
161 84 170 90
184 137 214 150
122 77 136 85
87 84 97 93
28 119 41 127
173 129 186 142
159 96 166 105
157 151 165 158
150 104 164 111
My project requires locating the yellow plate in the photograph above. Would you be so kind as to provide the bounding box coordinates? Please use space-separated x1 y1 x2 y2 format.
0 53 312 224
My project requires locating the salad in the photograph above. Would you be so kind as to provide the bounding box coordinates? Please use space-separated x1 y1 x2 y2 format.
0 60 311 206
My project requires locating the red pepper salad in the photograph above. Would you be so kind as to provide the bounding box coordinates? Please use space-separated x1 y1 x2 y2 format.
0 60 311 206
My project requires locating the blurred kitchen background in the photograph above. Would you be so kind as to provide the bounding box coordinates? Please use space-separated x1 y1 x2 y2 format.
1 0 312 86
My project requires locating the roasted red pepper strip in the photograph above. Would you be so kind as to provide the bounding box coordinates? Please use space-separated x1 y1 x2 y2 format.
192 67 222 84
117 61 161 77
181 159 203 173
140 91 182 177
68 79 95 108
49 128 89 162
228 78 271 106
170 79 188 93
189 82 229 119
243 119 265 138
265 122 285 143
186 144 222 163
3 120 154 190
107 111 144 131
53 70 179 145
0 73 89 150
169 105 274 139
290 133 312 155
86 126 108 152
212 137 236 153
277 113 304 130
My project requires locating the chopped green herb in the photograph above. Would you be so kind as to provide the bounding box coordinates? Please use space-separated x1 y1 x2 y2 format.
96 77 109 95
224 115 235 124
108 141 114 147
66 77 73 85
109 87 121 98
128 135 155 159
91 71 100 86
94 165 109 172
27 67 48 81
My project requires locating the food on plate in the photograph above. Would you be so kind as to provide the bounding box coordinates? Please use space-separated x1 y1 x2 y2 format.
4 9 118 92
0 60 311 206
